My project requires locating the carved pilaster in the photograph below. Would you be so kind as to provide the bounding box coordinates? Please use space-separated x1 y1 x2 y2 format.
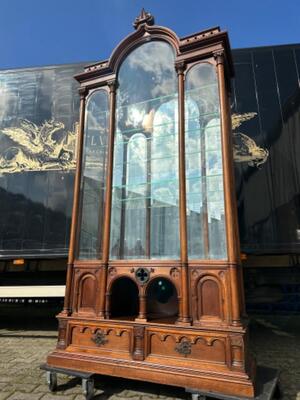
230 335 244 368
57 319 67 350
132 326 145 360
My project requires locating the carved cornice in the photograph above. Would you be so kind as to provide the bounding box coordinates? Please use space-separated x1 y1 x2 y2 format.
133 8 155 29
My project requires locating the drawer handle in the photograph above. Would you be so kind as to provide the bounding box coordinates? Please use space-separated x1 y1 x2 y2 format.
175 339 192 357
91 330 108 346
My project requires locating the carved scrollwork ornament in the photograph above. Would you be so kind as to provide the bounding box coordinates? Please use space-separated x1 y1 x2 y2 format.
170 267 180 279
191 268 199 278
175 339 192 357
108 267 117 276
219 271 225 279
91 330 108 346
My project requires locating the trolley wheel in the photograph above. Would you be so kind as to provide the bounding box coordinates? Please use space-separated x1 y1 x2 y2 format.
191 395 206 400
46 371 57 392
274 381 283 399
82 378 95 400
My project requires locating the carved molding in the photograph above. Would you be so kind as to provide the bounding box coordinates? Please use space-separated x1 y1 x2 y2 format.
85 60 109 73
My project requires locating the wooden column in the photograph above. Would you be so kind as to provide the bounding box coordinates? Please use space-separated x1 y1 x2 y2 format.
145 134 152 258
215 51 241 326
99 79 117 319
62 87 87 315
176 62 190 325
136 294 147 322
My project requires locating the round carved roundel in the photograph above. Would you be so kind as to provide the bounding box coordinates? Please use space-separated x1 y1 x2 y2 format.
135 268 150 285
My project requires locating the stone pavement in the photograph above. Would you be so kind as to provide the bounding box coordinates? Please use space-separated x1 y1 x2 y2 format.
0 306 299 399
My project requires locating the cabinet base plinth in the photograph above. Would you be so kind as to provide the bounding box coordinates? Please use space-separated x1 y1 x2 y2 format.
186 366 280 400
47 350 256 398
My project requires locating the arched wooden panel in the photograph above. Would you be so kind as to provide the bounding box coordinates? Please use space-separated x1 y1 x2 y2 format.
197 277 223 320
79 275 96 310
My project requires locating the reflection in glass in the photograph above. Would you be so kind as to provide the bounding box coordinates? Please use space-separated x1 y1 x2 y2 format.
110 41 180 259
78 90 109 259
185 63 227 259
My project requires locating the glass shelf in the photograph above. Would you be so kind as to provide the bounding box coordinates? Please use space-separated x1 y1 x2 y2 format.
115 110 219 137
115 82 218 113
112 173 222 191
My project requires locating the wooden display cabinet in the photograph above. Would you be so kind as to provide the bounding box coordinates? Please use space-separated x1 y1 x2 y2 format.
47 10 256 398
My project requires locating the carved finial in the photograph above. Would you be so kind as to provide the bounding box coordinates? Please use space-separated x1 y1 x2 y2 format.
133 8 155 29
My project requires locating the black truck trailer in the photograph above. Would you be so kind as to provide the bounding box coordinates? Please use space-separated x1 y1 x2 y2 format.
0 44 300 312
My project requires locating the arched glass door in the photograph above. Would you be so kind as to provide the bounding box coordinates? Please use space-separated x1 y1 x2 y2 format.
110 41 179 259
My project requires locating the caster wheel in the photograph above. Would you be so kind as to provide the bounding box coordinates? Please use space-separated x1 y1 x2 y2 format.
191 395 206 400
82 378 95 400
46 371 57 392
274 381 283 399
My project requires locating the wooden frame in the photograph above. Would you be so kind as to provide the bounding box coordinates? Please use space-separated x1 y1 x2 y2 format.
47 10 256 398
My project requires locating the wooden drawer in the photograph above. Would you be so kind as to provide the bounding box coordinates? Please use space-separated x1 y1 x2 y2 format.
67 323 133 360
145 327 228 370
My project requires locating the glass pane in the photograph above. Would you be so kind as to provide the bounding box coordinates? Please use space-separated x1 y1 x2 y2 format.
78 90 109 259
110 41 179 259
185 63 227 259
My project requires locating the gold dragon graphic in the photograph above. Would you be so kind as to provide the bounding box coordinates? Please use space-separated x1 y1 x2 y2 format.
0 120 77 173
232 112 269 167
0 113 268 174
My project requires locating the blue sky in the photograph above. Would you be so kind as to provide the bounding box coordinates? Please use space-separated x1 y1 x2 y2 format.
0 0 299 69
